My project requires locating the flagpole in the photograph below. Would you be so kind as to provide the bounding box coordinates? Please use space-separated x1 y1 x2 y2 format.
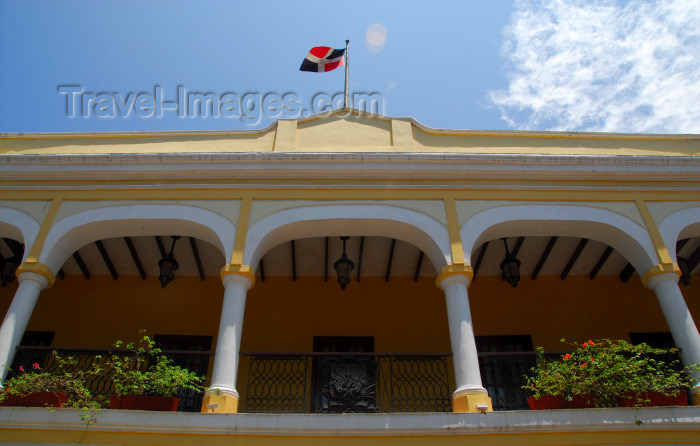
344 39 350 110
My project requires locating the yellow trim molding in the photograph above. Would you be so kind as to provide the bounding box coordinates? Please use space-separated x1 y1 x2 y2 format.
635 199 673 265
201 390 239 414
25 198 62 264
16 262 56 289
452 391 493 413
436 264 474 290
641 263 681 289
231 197 252 265
443 197 466 265
220 264 255 288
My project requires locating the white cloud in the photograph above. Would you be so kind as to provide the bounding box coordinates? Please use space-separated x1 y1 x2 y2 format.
489 0 700 133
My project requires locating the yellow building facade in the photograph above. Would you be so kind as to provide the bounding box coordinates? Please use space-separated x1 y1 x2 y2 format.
1 111 700 444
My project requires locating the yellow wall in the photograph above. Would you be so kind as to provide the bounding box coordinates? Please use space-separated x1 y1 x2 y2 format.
3 272 700 355
241 276 449 353
469 275 700 350
20 275 224 348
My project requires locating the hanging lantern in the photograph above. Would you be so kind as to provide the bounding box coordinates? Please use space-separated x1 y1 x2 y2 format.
500 237 521 288
333 236 355 290
158 236 180 288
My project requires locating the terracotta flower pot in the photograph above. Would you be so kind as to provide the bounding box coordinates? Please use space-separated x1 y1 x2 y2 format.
110 395 180 411
528 395 567 410
568 394 597 408
0 391 69 408
616 391 688 407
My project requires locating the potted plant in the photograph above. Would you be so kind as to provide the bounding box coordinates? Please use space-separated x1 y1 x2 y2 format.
524 339 696 409
103 333 204 411
0 352 102 422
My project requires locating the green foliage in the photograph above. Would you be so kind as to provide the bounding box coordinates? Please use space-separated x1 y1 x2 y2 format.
0 352 103 423
104 332 204 397
523 338 698 405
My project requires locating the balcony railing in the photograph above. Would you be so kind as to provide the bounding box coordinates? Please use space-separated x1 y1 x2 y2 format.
240 352 453 413
15 347 674 413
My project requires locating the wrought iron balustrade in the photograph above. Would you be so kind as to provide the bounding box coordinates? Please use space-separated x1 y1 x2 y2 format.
10 346 212 412
241 352 453 413
477 351 542 410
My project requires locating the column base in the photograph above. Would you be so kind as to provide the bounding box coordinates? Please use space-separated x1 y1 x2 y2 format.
201 389 239 413
452 389 493 413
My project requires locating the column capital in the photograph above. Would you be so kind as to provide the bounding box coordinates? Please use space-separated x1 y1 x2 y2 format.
436 264 473 290
220 264 255 289
16 262 55 289
642 263 680 289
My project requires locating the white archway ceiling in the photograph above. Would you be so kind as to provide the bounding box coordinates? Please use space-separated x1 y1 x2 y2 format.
4 234 700 284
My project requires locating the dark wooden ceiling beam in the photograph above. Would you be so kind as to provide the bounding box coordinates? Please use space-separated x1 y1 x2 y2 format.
155 236 167 258
259 259 265 282
685 245 700 273
57 269 65 280
561 238 588 280
532 236 558 280
589 246 614 280
189 237 205 281
2 238 23 258
72 251 90 279
676 238 690 253
414 251 424 282
291 240 296 282
385 238 396 282
472 242 489 281
619 263 635 282
95 240 118 280
356 236 365 282
123 237 146 280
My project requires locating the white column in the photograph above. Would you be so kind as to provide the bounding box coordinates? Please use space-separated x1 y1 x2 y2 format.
207 273 252 399
647 272 700 374
0 272 49 382
440 274 486 397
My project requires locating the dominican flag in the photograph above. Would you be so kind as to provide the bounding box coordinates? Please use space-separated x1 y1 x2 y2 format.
299 46 345 72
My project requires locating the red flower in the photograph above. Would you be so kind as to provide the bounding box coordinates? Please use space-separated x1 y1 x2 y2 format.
18 366 24 372
580 363 588 368
32 363 39 369
563 353 572 361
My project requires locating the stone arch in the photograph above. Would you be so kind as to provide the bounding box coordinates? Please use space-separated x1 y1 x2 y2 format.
40 204 235 273
460 204 658 275
659 206 700 263
244 204 451 271
0 207 40 261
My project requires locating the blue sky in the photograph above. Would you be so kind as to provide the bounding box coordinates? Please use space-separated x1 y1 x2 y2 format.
1 0 699 134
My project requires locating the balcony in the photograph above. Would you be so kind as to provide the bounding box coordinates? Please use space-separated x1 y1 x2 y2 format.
5 346 700 446
11 345 569 413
